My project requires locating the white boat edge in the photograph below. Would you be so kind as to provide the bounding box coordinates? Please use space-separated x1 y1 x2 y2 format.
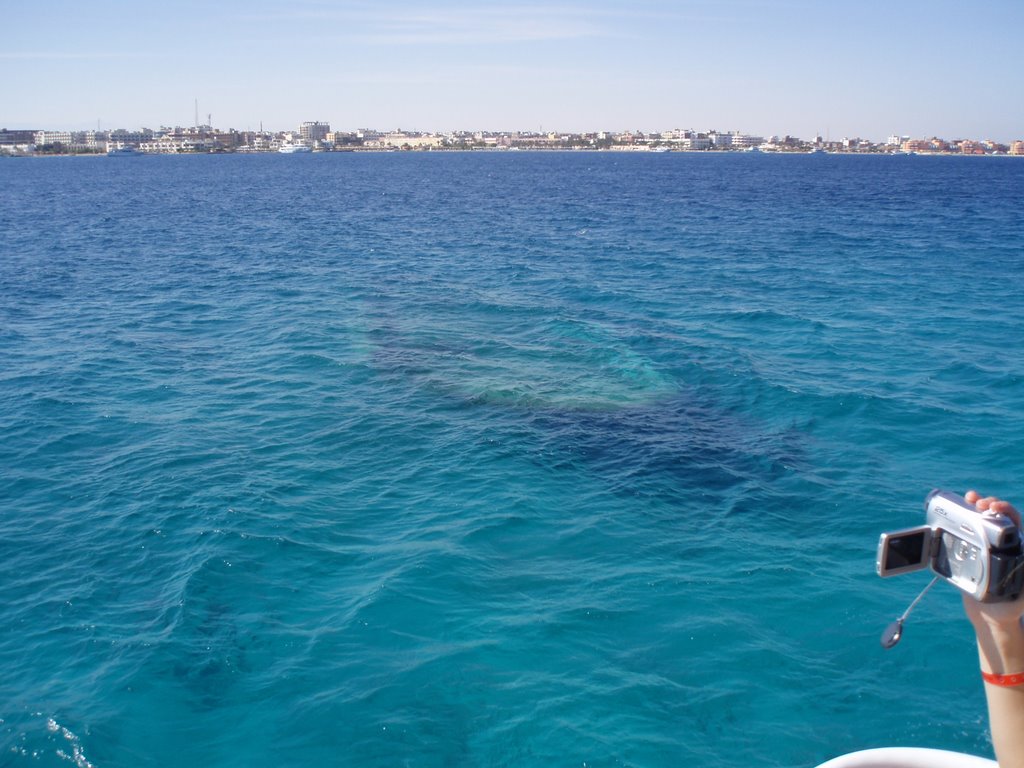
814 748 997 768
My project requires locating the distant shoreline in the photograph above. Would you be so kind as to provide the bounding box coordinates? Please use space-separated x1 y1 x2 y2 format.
6 149 1023 159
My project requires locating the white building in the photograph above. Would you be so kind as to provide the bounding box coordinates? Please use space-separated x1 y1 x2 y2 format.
82 131 109 148
711 132 763 148
381 132 442 149
34 131 72 146
138 136 216 153
105 130 153 151
683 136 712 150
728 133 764 148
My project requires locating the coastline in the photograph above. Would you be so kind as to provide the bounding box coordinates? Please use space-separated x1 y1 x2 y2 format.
6 148 1023 158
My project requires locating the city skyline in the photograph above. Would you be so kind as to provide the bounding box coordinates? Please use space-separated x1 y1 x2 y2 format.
11 122 1023 159
3 0 1022 144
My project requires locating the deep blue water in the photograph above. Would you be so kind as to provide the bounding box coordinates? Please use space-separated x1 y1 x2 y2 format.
1 151 1023 767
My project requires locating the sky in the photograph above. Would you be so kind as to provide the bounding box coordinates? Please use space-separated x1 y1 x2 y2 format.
2 0 1022 142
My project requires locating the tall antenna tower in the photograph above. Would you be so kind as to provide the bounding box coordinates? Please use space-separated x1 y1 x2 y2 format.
194 98 199 130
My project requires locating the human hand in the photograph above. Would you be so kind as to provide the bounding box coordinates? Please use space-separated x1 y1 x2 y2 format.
958 494 1024 768
961 490 1024 630
966 490 1022 529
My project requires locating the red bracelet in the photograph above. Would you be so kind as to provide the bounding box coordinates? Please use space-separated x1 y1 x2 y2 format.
982 671 1024 687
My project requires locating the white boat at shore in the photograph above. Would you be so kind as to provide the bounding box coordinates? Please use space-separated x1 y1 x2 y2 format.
107 146 142 157
278 144 312 154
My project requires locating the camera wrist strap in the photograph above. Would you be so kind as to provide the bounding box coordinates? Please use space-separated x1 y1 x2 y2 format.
881 576 940 649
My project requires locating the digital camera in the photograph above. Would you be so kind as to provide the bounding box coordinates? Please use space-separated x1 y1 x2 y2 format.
876 489 1024 602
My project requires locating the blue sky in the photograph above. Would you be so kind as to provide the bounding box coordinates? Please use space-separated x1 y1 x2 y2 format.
3 0 1022 141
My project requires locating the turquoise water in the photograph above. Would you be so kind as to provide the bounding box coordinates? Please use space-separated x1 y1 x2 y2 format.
1 152 1023 767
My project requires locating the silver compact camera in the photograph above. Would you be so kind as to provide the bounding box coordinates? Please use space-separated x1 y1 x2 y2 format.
877 489 1024 603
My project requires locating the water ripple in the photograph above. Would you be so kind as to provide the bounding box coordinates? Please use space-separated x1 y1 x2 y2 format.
1 153 1022 767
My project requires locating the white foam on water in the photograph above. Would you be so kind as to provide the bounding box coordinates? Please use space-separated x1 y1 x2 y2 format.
46 717 95 768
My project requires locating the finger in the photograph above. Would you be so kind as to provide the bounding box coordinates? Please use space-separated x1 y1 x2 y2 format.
989 500 1022 528
965 490 981 504
976 496 999 512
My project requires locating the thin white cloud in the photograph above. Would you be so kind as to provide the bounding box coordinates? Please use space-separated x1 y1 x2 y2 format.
317 62 593 86
255 4 606 45
0 52 136 60
359 10 601 45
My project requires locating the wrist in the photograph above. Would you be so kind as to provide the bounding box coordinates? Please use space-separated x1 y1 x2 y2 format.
973 615 1024 676
969 609 1024 634
963 592 1024 631
981 670 1024 686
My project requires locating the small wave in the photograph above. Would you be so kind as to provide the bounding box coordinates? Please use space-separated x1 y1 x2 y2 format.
43 717 95 768
3 720 97 768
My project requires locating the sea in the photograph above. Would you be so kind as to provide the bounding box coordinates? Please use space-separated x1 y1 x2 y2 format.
1 151 1023 768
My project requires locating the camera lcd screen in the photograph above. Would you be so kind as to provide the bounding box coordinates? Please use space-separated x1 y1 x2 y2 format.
886 532 926 569
877 527 931 576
